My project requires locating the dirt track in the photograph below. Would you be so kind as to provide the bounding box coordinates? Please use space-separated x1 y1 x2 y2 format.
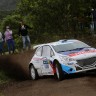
0 51 96 96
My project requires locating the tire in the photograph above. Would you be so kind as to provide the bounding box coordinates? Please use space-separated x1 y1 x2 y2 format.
29 65 39 80
55 62 64 81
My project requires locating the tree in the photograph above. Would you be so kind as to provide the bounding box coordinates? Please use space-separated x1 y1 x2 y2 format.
5 0 96 43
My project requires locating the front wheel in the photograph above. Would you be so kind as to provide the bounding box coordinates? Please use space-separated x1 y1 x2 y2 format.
29 65 39 80
55 62 64 81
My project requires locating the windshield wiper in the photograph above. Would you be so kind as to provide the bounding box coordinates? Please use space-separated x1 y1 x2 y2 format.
58 51 66 53
58 50 74 53
73 48 84 50
71 47 91 51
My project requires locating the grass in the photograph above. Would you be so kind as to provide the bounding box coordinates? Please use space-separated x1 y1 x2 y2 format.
0 93 4 96
0 70 9 96
0 70 10 85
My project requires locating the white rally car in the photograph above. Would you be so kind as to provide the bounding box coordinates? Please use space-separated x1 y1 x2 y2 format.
29 39 96 80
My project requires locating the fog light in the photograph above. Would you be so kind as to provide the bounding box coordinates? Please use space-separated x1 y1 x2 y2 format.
69 68 73 71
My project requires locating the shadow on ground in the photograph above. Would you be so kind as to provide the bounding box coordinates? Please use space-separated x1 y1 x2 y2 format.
0 49 96 81
0 50 35 81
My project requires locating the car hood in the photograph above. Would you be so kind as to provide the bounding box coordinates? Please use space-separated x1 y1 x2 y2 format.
58 48 96 60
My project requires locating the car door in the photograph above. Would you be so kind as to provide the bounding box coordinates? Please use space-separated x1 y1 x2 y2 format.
32 46 43 69
41 45 54 75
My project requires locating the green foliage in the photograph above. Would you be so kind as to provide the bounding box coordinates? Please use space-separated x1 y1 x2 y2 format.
1 14 21 30
0 11 12 20
15 0 95 43
18 0 92 30
1 0 96 45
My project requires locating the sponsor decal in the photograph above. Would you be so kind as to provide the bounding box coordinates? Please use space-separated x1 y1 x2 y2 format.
43 59 50 68
43 60 55 73
69 50 96 57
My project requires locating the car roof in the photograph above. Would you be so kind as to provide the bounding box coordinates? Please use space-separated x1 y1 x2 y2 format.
33 39 80 49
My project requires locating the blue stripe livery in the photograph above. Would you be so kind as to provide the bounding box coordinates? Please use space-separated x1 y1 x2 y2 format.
61 64 76 74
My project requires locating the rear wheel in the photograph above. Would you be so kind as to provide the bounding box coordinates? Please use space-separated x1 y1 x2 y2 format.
55 62 64 80
29 65 39 80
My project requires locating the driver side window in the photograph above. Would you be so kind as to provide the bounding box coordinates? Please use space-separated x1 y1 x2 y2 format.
42 46 51 57
36 47 42 56
42 46 54 57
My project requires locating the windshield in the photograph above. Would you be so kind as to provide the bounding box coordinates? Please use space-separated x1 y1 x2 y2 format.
53 41 90 53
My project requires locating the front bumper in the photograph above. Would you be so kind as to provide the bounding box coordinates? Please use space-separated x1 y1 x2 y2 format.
75 66 96 73
61 63 96 74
